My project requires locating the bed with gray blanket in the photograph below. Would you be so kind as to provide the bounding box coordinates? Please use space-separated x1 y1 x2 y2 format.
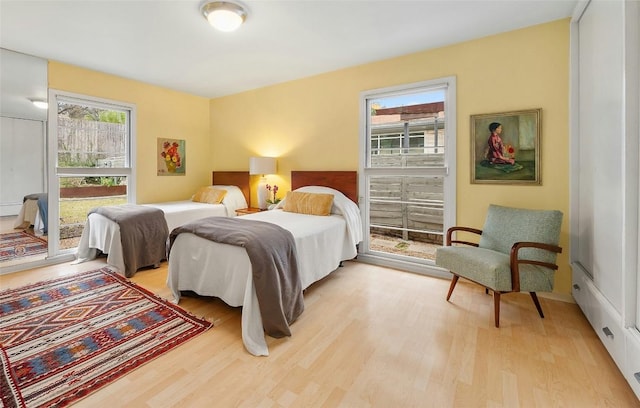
87 205 169 277
167 184 363 356
13 193 48 234
75 173 250 275
74 197 238 276
169 217 305 338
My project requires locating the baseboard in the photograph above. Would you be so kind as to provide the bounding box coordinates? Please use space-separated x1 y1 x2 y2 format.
538 291 575 304
0 253 75 275
354 253 451 280
355 254 577 303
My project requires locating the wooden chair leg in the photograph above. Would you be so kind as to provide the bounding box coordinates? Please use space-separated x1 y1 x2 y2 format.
530 292 545 318
493 291 501 328
446 275 459 301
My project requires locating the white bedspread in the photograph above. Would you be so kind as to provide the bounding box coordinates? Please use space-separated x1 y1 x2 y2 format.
167 187 362 356
13 199 45 235
144 201 228 232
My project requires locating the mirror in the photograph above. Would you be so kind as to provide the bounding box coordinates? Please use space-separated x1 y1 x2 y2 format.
0 48 48 271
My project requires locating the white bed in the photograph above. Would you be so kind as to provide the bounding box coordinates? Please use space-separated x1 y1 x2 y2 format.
75 184 248 273
167 185 362 356
13 195 46 235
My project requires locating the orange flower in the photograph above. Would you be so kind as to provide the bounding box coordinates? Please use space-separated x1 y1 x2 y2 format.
161 140 182 170
503 144 515 158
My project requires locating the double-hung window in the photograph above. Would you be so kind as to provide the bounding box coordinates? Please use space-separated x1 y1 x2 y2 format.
358 77 456 275
48 90 135 256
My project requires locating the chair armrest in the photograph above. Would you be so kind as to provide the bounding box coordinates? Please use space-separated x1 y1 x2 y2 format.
446 226 482 246
509 241 563 292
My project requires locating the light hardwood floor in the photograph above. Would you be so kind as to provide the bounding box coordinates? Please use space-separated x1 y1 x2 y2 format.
1 259 638 407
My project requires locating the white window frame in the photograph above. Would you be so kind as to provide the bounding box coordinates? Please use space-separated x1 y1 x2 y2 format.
357 76 456 277
47 89 136 257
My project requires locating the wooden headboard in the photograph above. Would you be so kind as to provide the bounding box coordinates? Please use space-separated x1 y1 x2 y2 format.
291 171 358 204
212 171 250 206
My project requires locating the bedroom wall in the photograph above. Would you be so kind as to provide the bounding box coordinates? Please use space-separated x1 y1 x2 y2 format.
209 19 572 296
48 61 211 203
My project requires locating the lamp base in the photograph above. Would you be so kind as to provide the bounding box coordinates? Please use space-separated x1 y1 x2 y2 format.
256 177 268 209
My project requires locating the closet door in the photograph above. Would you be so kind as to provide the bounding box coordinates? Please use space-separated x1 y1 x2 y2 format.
633 1 640 332
0 117 45 216
576 0 625 312
572 1 640 397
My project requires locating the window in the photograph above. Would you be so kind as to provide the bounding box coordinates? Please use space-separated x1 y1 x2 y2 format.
358 77 456 275
47 90 135 256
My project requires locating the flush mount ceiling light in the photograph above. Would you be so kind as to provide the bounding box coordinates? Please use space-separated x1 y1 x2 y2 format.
201 1 247 32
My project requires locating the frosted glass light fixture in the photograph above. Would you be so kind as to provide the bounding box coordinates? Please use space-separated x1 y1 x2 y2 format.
249 157 276 209
201 1 247 32
29 98 48 109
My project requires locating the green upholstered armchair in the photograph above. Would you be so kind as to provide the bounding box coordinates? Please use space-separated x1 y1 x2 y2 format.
435 204 563 327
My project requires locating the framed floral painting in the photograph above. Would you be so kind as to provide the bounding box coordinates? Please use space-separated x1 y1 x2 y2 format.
157 138 186 176
470 108 541 185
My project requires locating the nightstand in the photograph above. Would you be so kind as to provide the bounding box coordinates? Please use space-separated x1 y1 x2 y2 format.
235 207 265 216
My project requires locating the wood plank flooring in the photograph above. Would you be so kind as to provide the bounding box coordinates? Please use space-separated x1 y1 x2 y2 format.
1 259 638 407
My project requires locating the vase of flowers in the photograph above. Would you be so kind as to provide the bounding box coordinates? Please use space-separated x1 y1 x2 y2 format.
266 184 281 208
160 141 182 173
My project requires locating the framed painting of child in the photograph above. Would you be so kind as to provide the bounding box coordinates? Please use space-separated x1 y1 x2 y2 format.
470 108 541 185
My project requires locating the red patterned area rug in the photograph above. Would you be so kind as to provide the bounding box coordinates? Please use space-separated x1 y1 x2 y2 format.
0 267 212 407
0 231 47 262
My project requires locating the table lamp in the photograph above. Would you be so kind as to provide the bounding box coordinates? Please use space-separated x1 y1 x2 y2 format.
249 157 276 209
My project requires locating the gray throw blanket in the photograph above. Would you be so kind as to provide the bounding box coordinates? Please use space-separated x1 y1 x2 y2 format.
168 216 304 338
89 205 169 278
24 193 48 234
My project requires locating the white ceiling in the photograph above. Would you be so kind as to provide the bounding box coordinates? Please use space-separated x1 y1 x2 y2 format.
0 0 578 99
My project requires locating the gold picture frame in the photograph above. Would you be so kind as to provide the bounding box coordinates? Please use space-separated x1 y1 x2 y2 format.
470 108 541 185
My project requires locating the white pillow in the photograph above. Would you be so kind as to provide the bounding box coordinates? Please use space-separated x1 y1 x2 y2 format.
276 185 362 245
214 185 249 216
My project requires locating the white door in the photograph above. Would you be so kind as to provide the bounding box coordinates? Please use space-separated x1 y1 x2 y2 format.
0 117 45 216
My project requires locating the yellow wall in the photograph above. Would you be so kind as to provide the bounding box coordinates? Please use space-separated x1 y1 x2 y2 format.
210 19 572 295
48 61 211 203
47 19 571 295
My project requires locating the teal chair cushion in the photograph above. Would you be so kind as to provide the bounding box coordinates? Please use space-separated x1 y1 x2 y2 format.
479 205 562 264
436 246 511 290
436 246 555 292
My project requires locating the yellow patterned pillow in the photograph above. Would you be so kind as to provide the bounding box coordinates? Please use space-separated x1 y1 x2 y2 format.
192 187 227 204
283 191 334 216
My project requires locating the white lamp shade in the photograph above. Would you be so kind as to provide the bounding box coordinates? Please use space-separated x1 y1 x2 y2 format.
249 157 276 175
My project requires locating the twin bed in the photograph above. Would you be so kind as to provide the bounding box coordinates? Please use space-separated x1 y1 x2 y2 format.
13 193 47 235
75 172 251 275
76 170 362 356
167 171 361 356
